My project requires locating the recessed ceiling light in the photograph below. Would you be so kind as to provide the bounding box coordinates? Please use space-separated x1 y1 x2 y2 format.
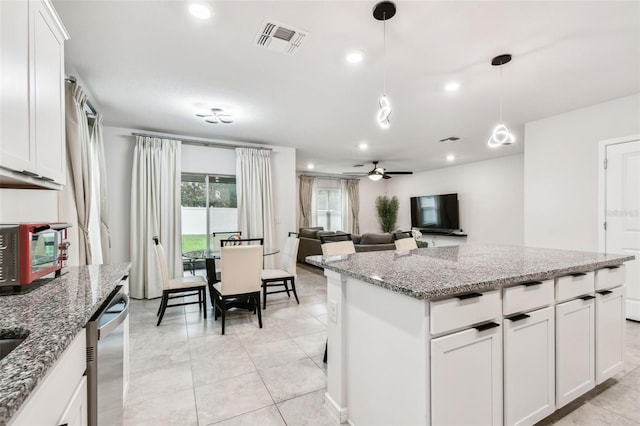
444 82 460 92
446 154 456 162
346 51 364 64
307 163 315 169
358 142 368 150
189 3 212 20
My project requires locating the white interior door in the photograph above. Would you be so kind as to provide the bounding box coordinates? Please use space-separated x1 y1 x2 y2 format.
605 139 640 320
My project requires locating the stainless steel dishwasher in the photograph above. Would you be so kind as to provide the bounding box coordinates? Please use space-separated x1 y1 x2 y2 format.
86 285 129 426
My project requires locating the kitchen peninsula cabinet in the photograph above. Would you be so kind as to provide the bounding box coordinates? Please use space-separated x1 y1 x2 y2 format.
8 330 87 426
307 244 633 425
0 0 68 189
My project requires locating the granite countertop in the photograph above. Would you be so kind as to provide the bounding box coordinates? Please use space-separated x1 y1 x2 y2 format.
0 263 131 425
307 244 634 300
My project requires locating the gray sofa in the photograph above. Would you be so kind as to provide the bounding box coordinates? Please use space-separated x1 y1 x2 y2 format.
297 227 397 263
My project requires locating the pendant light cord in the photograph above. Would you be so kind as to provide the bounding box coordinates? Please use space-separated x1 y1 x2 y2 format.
499 65 503 122
383 11 387 96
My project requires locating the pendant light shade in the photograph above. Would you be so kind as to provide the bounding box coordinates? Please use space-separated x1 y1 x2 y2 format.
377 95 391 129
488 54 515 147
373 2 396 129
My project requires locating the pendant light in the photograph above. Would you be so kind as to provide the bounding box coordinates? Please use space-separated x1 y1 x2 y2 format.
373 1 396 129
487 54 515 147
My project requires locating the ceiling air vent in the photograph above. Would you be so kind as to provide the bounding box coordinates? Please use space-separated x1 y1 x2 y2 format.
439 136 460 142
255 20 309 55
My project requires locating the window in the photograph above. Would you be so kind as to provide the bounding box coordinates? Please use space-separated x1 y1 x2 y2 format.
315 183 342 231
181 173 237 252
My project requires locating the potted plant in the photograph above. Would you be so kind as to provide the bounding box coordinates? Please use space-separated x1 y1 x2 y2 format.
375 195 399 233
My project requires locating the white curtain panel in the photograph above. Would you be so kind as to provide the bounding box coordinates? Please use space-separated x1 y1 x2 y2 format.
130 136 182 299
236 148 275 268
60 81 93 265
90 114 110 263
341 178 360 234
298 175 317 228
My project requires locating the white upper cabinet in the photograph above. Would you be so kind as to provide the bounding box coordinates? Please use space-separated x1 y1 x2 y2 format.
0 0 68 189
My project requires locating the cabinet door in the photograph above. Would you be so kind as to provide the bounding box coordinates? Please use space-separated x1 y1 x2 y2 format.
431 323 502 426
504 307 555 426
596 286 625 384
556 297 595 408
58 375 88 426
0 0 34 172
30 0 66 184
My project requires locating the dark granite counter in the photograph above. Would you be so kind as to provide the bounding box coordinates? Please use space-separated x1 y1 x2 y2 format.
307 244 633 300
0 263 131 425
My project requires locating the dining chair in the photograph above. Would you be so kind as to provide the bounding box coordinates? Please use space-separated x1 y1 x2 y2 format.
152 236 207 326
320 234 355 256
394 232 418 251
220 237 264 247
210 245 263 335
212 231 242 276
261 234 300 309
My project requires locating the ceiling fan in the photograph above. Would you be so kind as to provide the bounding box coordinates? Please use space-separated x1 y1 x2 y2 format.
345 161 413 181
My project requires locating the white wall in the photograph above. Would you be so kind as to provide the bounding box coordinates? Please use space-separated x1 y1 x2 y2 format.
102 126 296 266
359 154 525 245
358 177 385 234
0 189 58 222
524 93 640 251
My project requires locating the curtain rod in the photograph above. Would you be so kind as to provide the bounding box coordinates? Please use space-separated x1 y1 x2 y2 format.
65 76 97 116
299 173 360 181
131 132 272 151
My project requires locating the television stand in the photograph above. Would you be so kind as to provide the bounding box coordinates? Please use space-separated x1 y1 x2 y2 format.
415 229 467 237
414 229 468 247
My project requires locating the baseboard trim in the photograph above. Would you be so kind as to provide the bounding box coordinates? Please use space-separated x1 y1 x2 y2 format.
325 392 348 424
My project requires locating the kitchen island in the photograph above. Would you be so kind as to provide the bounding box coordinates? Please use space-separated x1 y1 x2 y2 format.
0 263 131 426
307 244 634 426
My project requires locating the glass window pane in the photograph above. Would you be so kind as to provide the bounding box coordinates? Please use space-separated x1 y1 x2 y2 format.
181 174 206 207
328 189 341 211
317 189 328 211
208 176 237 208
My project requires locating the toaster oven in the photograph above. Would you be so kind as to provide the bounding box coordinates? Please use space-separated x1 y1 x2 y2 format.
0 223 71 291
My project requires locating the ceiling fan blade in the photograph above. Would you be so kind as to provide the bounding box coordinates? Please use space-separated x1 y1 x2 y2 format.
382 174 392 179
385 171 413 175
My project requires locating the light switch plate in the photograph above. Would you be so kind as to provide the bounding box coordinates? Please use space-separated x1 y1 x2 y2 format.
328 299 337 323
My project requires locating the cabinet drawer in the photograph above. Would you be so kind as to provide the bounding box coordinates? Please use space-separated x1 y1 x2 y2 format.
503 279 554 316
555 271 594 303
595 265 625 291
430 289 501 335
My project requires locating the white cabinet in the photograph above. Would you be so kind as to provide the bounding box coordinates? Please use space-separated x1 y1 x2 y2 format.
9 329 87 426
0 0 68 189
504 306 555 426
58 376 88 426
0 0 33 173
430 289 501 335
431 322 503 426
595 286 625 384
555 297 595 408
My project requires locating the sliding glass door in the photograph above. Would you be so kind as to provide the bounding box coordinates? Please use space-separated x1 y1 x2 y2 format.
181 173 237 253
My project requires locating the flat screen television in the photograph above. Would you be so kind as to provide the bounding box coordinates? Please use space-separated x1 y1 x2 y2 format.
410 193 460 231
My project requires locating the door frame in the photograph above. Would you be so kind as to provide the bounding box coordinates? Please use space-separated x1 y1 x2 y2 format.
597 134 640 254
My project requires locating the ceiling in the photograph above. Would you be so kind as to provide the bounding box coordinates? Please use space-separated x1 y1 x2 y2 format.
53 0 640 175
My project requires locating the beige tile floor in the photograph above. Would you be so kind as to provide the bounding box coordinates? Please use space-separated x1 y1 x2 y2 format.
125 264 640 425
